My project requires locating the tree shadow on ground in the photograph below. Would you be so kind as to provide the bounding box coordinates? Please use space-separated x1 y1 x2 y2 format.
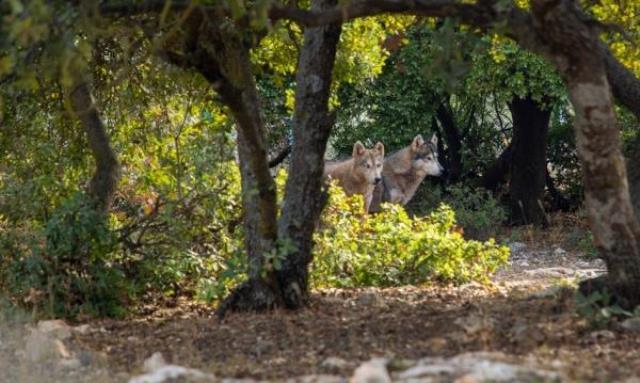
69 285 640 381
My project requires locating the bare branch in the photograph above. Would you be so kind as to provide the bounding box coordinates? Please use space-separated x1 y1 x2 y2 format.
268 144 292 168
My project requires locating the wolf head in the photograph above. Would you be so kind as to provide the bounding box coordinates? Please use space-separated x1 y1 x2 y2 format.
410 134 444 176
352 141 385 186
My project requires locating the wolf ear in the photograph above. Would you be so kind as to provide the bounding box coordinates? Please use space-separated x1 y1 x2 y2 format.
412 134 424 151
430 133 438 146
353 141 366 157
374 142 385 157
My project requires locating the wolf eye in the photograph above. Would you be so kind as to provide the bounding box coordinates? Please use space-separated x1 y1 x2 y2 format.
427 156 433 160
376 163 382 168
366 163 371 168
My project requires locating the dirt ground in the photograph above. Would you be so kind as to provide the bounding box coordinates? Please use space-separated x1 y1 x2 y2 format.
65 243 640 381
4 219 640 382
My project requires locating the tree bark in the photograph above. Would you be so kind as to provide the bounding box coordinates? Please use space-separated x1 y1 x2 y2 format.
507 95 550 226
276 0 343 309
530 0 640 308
435 98 463 182
68 82 120 212
627 134 640 222
161 12 282 313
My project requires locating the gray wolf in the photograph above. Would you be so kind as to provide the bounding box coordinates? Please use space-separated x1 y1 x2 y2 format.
324 141 385 212
370 134 443 212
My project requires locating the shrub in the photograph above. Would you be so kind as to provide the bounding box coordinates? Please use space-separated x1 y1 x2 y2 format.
0 193 130 318
408 183 507 239
311 183 509 288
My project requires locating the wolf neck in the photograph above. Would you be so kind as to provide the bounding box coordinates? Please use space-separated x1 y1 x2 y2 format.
326 158 373 196
383 147 428 204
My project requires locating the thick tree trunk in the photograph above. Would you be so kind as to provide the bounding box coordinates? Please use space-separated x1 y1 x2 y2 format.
208 36 281 313
531 0 640 308
68 82 120 212
507 95 550 226
276 0 342 309
628 134 640 221
161 13 281 313
435 98 463 183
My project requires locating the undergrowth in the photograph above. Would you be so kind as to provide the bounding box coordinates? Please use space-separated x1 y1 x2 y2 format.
311 182 510 288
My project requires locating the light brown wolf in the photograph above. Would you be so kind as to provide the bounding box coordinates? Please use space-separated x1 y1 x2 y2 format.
324 141 385 212
370 134 443 212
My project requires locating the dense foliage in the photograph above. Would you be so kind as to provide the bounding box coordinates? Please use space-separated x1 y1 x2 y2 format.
2 0 639 318
312 183 509 287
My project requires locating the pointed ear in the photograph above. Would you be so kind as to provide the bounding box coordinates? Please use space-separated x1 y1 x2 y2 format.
412 134 424 151
353 141 366 157
430 133 438 146
374 142 384 157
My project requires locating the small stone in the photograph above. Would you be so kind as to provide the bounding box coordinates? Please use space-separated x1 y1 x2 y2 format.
321 356 349 372
508 242 527 254
553 247 567 256
590 330 616 340
621 318 640 332
59 358 82 369
143 352 167 372
73 324 92 335
36 319 72 339
24 330 71 362
350 358 391 383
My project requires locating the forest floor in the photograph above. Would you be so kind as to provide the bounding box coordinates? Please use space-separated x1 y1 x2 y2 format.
2 215 640 382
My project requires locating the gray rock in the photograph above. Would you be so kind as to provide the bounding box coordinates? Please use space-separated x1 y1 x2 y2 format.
143 352 167 372
590 330 616 340
621 318 640 332
553 247 567 257
508 242 527 254
73 324 92 335
321 356 349 372
24 329 71 363
129 352 215 383
393 352 560 382
59 358 82 370
351 358 391 383
36 319 72 340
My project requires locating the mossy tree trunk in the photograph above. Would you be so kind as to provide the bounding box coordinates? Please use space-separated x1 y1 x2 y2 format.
529 0 640 307
162 1 341 313
276 0 342 309
68 81 120 212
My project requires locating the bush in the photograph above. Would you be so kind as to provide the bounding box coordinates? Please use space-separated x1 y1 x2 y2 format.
311 183 509 288
407 183 507 239
1 193 129 318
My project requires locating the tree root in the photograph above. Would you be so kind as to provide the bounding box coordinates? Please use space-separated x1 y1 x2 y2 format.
216 279 281 318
